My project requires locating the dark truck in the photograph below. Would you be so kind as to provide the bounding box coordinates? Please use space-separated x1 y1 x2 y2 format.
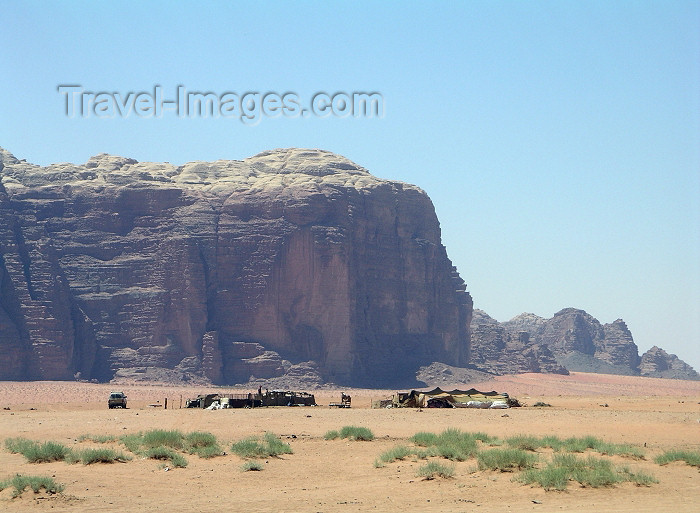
108 391 127 409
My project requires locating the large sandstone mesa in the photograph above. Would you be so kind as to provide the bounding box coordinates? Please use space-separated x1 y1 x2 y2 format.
0 147 472 387
471 307 698 380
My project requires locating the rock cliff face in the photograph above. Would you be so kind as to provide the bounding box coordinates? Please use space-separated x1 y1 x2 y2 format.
639 346 699 380
469 310 568 375
0 147 471 387
471 307 698 380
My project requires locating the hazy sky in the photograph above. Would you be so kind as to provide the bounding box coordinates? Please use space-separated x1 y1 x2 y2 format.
1 2 698 371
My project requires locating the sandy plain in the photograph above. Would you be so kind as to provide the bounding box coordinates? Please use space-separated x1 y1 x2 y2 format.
0 372 699 513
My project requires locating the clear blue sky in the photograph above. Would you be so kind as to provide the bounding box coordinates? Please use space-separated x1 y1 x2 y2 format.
1 1 699 371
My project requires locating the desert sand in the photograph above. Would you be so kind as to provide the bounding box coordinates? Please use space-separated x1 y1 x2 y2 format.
1 372 699 512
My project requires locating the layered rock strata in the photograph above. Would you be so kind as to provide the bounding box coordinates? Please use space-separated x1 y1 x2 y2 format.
0 147 472 386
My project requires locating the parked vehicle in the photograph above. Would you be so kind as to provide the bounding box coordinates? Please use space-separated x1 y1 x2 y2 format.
108 391 127 409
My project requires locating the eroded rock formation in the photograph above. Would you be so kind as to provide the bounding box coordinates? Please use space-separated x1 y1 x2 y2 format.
639 346 699 380
471 307 698 380
0 147 472 386
469 310 568 375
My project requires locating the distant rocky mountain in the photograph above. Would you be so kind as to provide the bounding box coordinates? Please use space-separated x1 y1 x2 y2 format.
1 146 696 387
470 308 699 380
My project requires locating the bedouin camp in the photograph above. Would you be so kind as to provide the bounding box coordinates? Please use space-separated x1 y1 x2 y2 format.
374 387 519 409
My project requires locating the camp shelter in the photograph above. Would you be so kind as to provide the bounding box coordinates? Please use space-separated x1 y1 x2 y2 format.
395 387 510 408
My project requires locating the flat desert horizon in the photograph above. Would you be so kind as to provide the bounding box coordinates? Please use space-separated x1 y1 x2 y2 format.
1 372 699 512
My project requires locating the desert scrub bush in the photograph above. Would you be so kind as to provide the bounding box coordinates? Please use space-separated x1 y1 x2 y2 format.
477 448 537 471
77 434 119 443
324 430 340 440
231 433 292 459
504 435 644 459
184 432 223 458
142 429 185 450
596 442 644 459
532 401 552 407
263 432 294 456
410 429 489 461
144 446 188 468
619 467 658 486
338 426 374 441
0 474 64 498
434 440 477 461
517 454 656 490
5 438 72 463
71 448 132 465
560 435 602 453
5 437 35 454
558 436 644 459
119 430 223 459
118 433 144 454
325 426 374 441
231 438 268 458
377 445 413 465
241 460 264 471
655 449 700 467
410 431 439 447
417 461 455 479
539 435 565 451
506 435 544 452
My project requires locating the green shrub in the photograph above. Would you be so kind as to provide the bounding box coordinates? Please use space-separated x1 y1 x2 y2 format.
378 445 413 464
241 461 264 471
77 434 119 443
231 433 293 459
411 432 439 447
655 450 700 467
119 433 144 454
119 430 222 460
413 447 435 459
339 426 374 441
74 448 131 465
0 474 64 498
517 453 656 490
596 442 645 459
477 448 537 471
5 437 35 454
185 431 217 449
192 444 224 459
184 432 222 458
561 435 602 453
501 434 645 459
231 438 268 458
539 435 565 451
417 461 455 479
144 446 188 468
566 456 619 487
518 466 570 491
620 467 659 486
409 429 485 462
5 438 71 463
142 430 184 450
324 430 340 440
263 433 293 456
506 435 543 452
435 440 477 461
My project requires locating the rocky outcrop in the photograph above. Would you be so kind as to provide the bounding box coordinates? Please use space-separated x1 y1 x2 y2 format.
469 310 568 375
0 147 472 387
471 307 698 380
639 346 700 380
